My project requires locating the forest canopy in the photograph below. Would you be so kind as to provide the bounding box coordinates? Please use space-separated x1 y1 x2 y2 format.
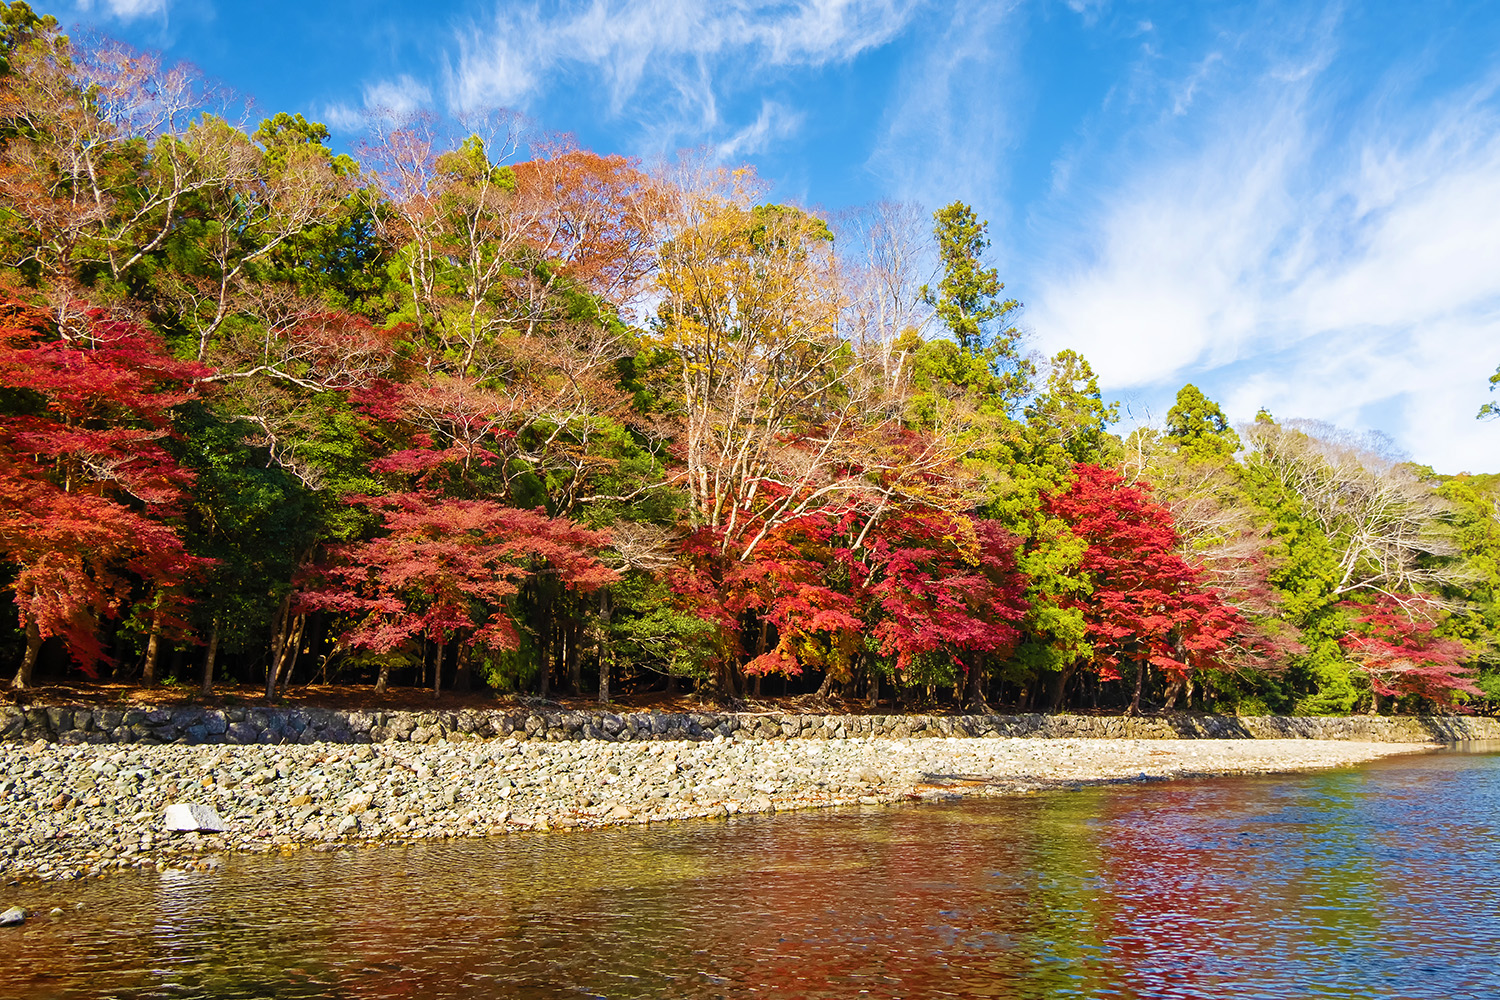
1 4 1496 716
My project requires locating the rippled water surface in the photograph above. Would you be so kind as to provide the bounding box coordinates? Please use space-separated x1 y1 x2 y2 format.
3 743 1499 999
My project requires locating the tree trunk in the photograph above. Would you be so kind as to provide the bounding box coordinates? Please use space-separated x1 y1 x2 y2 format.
200 624 219 697
1046 665 1076 712
598 589 613 704
966 655 989 713
265 594 288 698
1127 661 1146 716
141 616 161 687
375 657 391 695
1162 675 1186 711
537 587 552 699
815 670 836 700
10 620 42 690
566 616 580 694
266 602 305 700
432 637 445 699
454 645 472 693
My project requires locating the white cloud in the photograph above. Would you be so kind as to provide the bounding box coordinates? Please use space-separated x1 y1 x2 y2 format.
1027 51 1500 472
363 75 433 118
321 102 364 134
715 100 804 159
76 0 167 19
866 1 1020 234
442 0 920 153
319 76 435 135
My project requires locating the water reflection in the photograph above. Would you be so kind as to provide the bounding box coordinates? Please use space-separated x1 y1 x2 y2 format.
2 744 1498 999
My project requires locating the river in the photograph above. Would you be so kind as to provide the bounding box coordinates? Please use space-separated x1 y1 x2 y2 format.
2 742 1497 999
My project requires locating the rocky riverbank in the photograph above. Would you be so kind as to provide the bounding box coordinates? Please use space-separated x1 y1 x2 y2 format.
0 735 1432 884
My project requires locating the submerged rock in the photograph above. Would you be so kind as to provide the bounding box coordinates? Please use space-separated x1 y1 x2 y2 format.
0 906 25 927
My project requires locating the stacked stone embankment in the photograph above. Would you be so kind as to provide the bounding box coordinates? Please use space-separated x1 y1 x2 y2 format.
3 703 1497 746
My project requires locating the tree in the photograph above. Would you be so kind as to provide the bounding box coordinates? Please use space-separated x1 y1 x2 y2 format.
0 28 240 305
1338 595 1480 710
300 491 615 695
919 201 1029 407
0 295 208 687
849 510 1029 710
651 178 893 561
1165 383 1240 459
1241 419 1461 604
1044 463 1245 714
0 1 56 78
149 112 357 362
1023 350 1119 467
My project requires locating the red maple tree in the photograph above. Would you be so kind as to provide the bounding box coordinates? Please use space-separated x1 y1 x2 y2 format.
848 510 1028 677
0 296 210 686
670 505 1028 705
299 491 617 694
1044 463 1245 712
1338 596 1480 709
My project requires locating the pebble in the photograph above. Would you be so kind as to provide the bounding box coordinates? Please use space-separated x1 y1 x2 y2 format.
0 737 1431 883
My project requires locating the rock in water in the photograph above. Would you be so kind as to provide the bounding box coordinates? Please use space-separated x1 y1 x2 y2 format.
164 803 225 833
0 906 25 927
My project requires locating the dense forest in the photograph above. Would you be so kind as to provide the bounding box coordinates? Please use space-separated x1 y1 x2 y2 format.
1 3 1496 715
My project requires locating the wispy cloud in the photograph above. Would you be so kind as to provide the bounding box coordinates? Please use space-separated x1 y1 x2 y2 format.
321 75 435 134
363 74 433 117
866 1 1020 238
75 0 168 20
716 99 806 159
1027 37 1500 472
448 0 919 109
442 0 920 155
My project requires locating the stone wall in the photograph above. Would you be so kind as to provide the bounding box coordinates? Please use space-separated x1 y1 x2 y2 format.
2 704 1497 746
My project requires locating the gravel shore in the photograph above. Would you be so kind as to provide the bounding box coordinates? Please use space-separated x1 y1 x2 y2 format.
1 736 1431 883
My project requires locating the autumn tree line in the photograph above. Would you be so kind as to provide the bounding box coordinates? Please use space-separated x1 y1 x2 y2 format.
0 5 1496 715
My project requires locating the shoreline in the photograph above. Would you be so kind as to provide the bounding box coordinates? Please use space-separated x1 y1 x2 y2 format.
0 735 1436 884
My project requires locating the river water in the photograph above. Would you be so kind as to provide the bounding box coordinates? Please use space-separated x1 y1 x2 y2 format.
2 743 1498 1000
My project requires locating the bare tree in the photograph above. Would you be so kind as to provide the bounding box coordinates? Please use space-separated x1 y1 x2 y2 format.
1242 419 1463 611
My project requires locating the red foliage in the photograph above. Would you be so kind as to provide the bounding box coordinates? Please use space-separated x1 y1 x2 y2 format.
0 296 210 672
300 491 616 654
846 510 1028 673
1338 596 1481 708
670 506 1028 680
671 517 860 678
1044 464 1245 682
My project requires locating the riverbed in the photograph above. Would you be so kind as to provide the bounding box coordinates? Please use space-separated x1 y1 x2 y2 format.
0 735 1428 881
1 743 1496 999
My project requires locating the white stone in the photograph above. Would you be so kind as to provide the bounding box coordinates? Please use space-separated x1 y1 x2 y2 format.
164 802 224 833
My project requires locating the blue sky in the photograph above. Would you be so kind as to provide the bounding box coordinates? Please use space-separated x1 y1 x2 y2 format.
69 0 1500 473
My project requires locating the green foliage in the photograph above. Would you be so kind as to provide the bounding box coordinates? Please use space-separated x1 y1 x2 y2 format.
748 203 833 250
172 404 322 656
435 134 517 191
920 201 1031 409
0 1 57 77
1166 383 1241 459
607 574 718 683
1023 350 1121 468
